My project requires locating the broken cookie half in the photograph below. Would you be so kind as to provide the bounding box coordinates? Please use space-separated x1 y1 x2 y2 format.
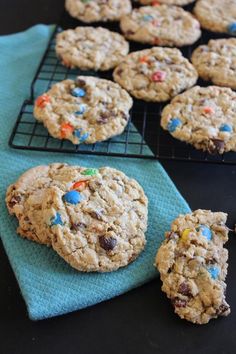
155 209 230 324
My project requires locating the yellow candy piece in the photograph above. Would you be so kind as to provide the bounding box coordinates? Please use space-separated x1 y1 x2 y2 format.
181 228 192 242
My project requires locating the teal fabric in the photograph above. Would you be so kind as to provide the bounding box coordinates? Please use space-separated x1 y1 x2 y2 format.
0 25 191 320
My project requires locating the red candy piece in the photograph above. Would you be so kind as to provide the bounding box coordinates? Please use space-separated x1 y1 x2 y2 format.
203 106 214 114
35 94 51 108
60 122 74 138
71 180 88 191
152 0 160 5
151 71 166 82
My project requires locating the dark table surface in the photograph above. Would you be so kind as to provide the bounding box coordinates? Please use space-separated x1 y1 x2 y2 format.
1 1 236 354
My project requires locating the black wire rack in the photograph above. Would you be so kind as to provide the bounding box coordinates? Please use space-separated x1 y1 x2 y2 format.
8 3 236 164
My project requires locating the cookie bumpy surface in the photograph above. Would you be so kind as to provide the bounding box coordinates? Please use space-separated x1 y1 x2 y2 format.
155 210 230 324
161 86 236 153
113 47 198 102
194 0 236 35
138 0 195 5
34 76 133 145
65 0 132 23
120 5 201 47
191 38 236 89
42 167 148 272
56 26 129 71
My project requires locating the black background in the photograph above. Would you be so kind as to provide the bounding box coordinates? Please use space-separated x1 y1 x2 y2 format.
1 1 236 353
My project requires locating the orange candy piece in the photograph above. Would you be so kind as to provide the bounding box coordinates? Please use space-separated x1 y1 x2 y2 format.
203 106 214 114
139 55 149 64
35 94 51 108
71 180 88 191
60 122 74 138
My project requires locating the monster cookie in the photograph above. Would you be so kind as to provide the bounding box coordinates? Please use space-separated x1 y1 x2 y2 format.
42 167 148 272
55 27 129 71
191 38 236 89
194 0 236 35
161 86 236 153
113 47 198 102
65 0 132 23
155 210 230 324
34 76 133 145
5 163 90 245
120 5 201 47
138 0 195 5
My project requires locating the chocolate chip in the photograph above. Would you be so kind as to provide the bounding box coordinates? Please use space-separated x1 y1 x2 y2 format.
166 232 178 240
116 68 123 76
178 282 192 296
89 211 103 220
208 139 225 154
8 195 21 208
70 222 86 231
76 79 86 87
125 30 135 36
217 303 230 315
206 257 217 265
99 236 117 251
172 298 187 308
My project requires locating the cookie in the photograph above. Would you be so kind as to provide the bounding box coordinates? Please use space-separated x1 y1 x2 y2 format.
194 0 236 35
113 47 198 102
138 0 195 5
155 210 230 324
55 26 129 71
161 86 236 153
191 38 236 89
5 163 86 245
120 5 201 47
34 76 133 145
65 0 132 23
41 167 148 272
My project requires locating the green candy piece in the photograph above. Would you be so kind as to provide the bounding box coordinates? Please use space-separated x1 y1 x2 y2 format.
81 168 98 176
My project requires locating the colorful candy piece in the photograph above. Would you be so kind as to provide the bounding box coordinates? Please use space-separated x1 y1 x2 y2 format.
71 87 86 97
71 180 88 191
152 0 160 5
35 94 51 108
79 132 89 143
51 212 63 226
203 106 214 114
181 228 192 242
207 266 220 280
74 129 89 143
227 22 236 35
63 190 82 205
167 118 182 133
139 55 149 64
142 14 154 22
196 225 212 241
81 168 98 176
60 122 74 139
151 71 166 82
75 104 87 115
219 124 232 133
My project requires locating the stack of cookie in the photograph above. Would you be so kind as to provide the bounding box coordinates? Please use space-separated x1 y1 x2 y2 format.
6 163 148 272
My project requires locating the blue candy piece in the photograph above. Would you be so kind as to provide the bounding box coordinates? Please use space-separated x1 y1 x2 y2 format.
75 104 86 115
79 132 90 143
63 190 82 205
74 128 82 138
142 14 153 21
167 118 182 133
207 266 220 280
51 212 63 226
219 124 232 133
196 225 212 241
228 22 236 35
71 87 86 97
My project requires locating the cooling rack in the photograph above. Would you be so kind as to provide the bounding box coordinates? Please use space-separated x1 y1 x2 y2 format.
8 3 236 164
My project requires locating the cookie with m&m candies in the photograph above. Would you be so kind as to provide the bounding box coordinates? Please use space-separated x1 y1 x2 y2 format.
155 209 230 324
34 76 133 145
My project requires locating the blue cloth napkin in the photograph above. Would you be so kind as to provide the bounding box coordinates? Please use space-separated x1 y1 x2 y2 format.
0 25 191 320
